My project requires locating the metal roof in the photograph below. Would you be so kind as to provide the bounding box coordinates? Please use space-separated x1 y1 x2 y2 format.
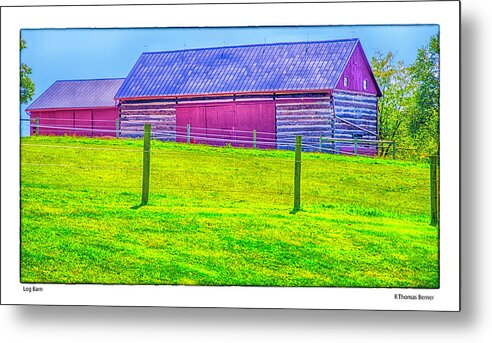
115 38 361 99
26 78 125 111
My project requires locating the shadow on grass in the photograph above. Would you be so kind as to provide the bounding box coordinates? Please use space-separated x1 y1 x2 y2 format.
131 203 147 210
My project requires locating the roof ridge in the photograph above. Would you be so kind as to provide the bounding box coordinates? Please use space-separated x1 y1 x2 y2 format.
141 38 360 55
54 77 126 83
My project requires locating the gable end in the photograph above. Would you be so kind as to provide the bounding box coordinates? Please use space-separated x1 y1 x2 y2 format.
335 42 382 96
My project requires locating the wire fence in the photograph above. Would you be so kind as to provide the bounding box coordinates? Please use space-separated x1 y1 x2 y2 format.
24 121 395 159
20 125 436 222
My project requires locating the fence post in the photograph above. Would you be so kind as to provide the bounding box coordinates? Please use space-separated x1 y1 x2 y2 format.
187 124 191 144
292 135 302 213
430 155 439 226
392 141 396 159
353 137 358 156
319 135 323 152
253 130 257 149
141 123 151 206
116 118 119 138
35 117 39 136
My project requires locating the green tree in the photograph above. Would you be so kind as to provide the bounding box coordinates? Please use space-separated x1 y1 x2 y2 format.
371 51 414 157
20 38 35 104
408 34 440 156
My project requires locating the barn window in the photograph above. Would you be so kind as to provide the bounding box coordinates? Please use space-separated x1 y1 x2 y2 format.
343 76 348 87
363 79 368 90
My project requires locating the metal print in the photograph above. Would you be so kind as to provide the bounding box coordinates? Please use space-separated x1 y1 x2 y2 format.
3 1 460 310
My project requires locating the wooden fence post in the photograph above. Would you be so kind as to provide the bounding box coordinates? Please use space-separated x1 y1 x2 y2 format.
353 137 358 156
35 117 39 136
187 124 191 144
253 130 257 149
392 142 396 159
292 135 302 213
319 135 323 152
430 155 439 226
141 123 151 206
116 119 119 138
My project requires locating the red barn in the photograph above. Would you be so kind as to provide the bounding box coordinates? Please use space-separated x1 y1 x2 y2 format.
26 78 124 137
115 38 382 154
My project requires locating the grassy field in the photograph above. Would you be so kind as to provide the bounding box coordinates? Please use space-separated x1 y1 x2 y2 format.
20 136 439 288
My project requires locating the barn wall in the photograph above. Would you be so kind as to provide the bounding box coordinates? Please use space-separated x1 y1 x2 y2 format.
118 91 379 156
93 108 119 137
30 110 74 136
333 90 378 155
275 96 334 152
119 99 176 140
74 110 92 136
175 100 276 149
335 43 379 96
119 94 336 152
29 108 118 137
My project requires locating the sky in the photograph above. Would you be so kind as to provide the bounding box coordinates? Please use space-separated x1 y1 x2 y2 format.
20 25 439 136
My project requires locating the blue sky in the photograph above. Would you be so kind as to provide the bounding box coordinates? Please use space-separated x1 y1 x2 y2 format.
20 25 438 136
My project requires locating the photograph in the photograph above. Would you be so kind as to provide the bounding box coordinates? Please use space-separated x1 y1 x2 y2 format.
19 25 440 288
2 1 460 311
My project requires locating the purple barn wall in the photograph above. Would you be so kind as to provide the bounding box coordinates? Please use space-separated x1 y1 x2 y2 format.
336 43 379 96
119 90 379 156
29 107 119 137
74 109 92 136
175 101 276 149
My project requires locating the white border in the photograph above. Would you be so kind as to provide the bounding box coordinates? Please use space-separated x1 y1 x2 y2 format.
1 1 460 310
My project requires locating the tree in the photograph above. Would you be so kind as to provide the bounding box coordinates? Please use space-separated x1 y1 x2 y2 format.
20 38 35 104
370 51 414 157
371 34 440 160
408 34 440 156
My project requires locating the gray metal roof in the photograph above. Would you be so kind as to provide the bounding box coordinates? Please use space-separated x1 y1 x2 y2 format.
115 38 360 99
26 78 125 111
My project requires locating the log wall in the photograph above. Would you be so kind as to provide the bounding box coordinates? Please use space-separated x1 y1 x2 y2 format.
118 99 176 141
275 96 334 152
332 90 378 155
118 91 379 156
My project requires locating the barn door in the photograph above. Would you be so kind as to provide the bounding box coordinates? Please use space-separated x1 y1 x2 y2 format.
176 101 276 148
235 102 276 149
205 105 235 146
176 106 207 144
74 110 92 136
38 110 74 136
93 109 118 137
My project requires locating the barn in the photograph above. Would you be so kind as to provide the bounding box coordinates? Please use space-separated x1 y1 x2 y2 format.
115 38 382 154
26 78 124 137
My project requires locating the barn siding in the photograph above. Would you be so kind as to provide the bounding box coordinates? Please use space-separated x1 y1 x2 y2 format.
93 108 119 137
118 91 378 156
119 100 177 140
29 108 118 137
175 100 276 148
275 97 334 152
333 90 378 155
335 43 380 96
74 110 92 136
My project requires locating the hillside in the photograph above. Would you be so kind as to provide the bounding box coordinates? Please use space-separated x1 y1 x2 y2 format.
20 136 438 287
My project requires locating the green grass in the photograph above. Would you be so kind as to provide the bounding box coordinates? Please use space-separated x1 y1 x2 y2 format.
20 136 438 287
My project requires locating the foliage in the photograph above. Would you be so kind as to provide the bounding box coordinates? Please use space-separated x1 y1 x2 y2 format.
20 136 438 287
370 51 414 157
408 34 440 156
371 34 440 159
20 38 35 104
